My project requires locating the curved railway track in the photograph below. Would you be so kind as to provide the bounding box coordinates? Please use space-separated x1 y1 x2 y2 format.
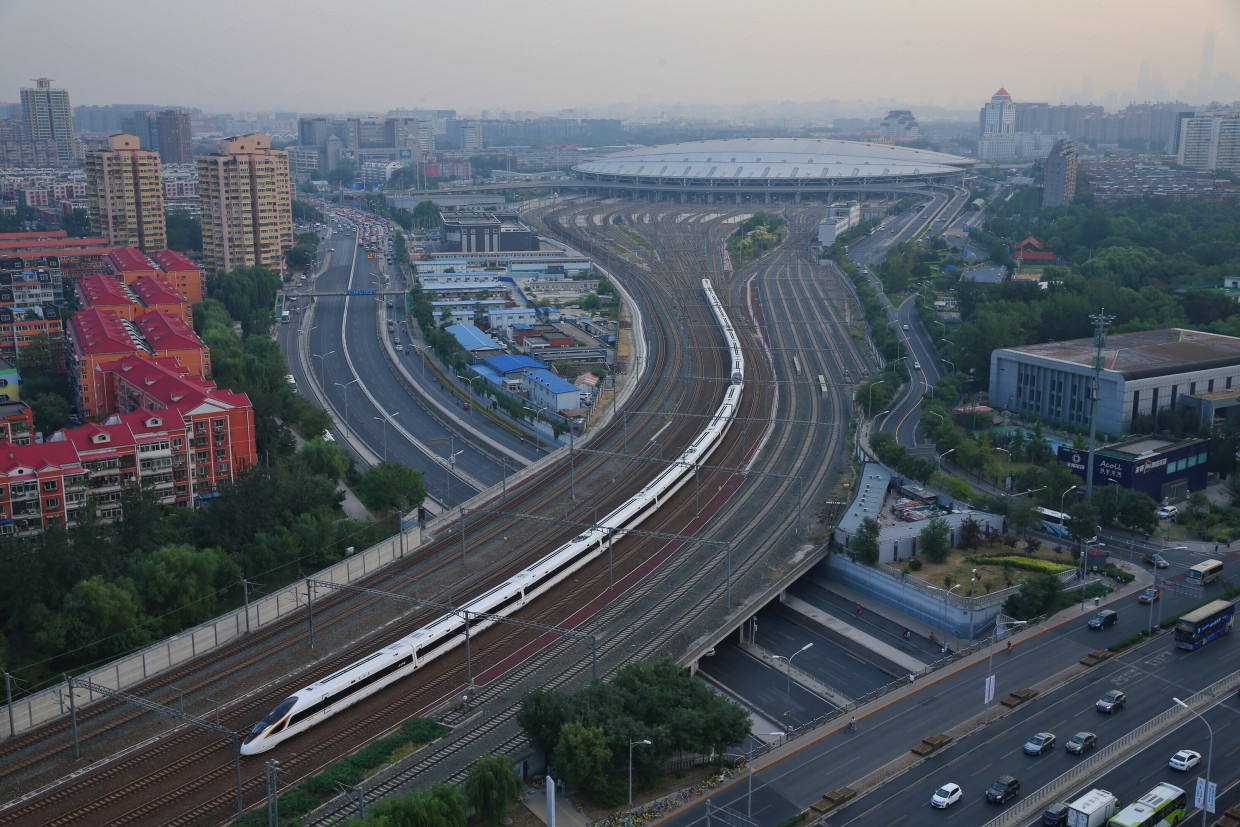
1 200 755 825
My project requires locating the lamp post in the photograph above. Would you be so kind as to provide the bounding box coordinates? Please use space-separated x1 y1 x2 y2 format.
372 411 398 460
775 642 813 721
984 620 1026 724
333 378 360 437
995 447 1012 512
628 738 651 813
942 583 961 646
737 732 785 819
1059 484 1078 525
866 380 887 417
941 358 956 373
457 373 485 416
1172 698 1213 825
446 449 463 502
311 349 335 386
937 447 955 475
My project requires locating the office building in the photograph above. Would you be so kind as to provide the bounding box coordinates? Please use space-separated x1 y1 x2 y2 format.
1177 115 1240 173
20 78 74 166
1042 139 1078 207
879 110 919 142
85 134 167 253
990 328 1240 436
1057 435 1209 504
196 134 293 274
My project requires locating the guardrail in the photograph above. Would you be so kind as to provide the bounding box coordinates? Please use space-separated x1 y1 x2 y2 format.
980 670 1240 827
2 525 419 741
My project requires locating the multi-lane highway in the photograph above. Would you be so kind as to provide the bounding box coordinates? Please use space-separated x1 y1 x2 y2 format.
276 216 542 509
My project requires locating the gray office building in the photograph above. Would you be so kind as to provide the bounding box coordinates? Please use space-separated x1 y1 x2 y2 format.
990 328 1240 436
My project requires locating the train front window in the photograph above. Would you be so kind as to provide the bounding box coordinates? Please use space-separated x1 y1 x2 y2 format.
245 697 297 741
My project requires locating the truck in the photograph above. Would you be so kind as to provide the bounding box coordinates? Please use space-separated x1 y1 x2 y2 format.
1067 788 1119 827
280 310 291 324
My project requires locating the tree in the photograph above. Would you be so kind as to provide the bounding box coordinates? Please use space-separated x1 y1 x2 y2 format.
919 516 951 563
299 437 351 482
353 461 426 513
1003 573 1067 620
1066 502 1100 544
851 517 881 565
60 207 92 237
465 753 522 827
327 157 358 186
555 721 612 799
127 544 239 633
944 476 975 503
166 209 202 253
59 576 154 661
1007 496 1037 535
364 782 466 827
413 200 441 229
29 392 69 437
958 516 984 550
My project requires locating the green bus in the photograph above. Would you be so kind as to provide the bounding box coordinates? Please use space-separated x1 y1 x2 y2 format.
1108 782 1186 827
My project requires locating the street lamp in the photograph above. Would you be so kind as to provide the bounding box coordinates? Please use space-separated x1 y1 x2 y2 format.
311 349 336 386
736 732 785 819
628 738 651 813
1059 484 1078 524
372 411 398 460
983 620 1026 724
937 447 955 474
941 358 956 372
942 583 961 647
777 643 813 719
457 373 485 416
1172 698 1213 826
866 380 887 417
333 378 360 437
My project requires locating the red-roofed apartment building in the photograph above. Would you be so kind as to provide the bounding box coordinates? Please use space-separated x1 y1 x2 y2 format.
77 272 192 326
149 249 203 304
68 307 210 418
93 355 256 505
0 357 259 533
0 230 112 280
0 440 87 536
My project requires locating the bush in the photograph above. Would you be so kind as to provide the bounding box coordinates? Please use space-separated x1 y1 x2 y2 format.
908 558 924 571
974 555 1074 575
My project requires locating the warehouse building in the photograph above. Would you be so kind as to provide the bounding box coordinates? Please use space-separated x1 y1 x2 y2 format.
990 328 1240 436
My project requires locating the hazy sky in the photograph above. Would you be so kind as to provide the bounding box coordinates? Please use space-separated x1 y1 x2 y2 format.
2 0 1238 116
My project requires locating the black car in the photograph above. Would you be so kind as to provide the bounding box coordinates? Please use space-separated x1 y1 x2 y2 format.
1142 552 1170 568
1065 731 1097 754
1088 609 1118 630
986 775 1020 804
1042 802 1069 826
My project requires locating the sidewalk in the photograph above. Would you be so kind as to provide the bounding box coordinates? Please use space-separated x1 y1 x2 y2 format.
524 781 591 827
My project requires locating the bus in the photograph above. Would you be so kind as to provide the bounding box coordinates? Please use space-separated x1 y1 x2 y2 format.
1174 599 1235 651
1186 558 1225 585
1034 507 1098 543
1107 782 1186 827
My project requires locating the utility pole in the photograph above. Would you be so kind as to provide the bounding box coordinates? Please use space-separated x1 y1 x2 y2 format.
1084 308 1114 502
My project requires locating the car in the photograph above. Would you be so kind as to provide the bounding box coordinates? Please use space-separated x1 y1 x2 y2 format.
1138 587 1161 604
1096 689 1126 713
1088 609 1118 630
1065 731 1097 754
930 782 962 808
914 361 922 370
395 344 404 351
1142 552 1170 568
985 775 1020 804
902 323 910 331
1169 749 1201 771
1042 802 1070 826
320 431 335 443
1157 505 1179 519
1024 732 1056 755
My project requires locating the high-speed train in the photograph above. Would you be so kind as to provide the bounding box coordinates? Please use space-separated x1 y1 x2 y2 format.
241 279 743 755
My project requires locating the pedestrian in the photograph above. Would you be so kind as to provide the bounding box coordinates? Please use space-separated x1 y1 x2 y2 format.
908 673 916 683
903 628 911 639
855 603 862 617
1215 543 1219 553
1006 640 1013 653
929 631 936 643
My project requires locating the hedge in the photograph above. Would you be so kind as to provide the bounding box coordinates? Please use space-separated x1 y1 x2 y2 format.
973 556 1074 575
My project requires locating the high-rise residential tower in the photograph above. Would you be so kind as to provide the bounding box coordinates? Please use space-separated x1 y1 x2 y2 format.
85 134 167 253
197 134 293 274
20 78 74 166
1042 139 1078 207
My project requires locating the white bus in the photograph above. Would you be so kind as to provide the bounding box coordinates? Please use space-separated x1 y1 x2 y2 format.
1186 558 1225 585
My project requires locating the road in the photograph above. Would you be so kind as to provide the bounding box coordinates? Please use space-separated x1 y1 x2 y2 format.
276 214 543 509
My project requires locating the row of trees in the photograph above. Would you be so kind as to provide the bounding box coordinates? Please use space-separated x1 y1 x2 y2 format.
518 659 750 806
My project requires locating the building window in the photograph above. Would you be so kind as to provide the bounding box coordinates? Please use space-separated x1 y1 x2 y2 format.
42 480 58 492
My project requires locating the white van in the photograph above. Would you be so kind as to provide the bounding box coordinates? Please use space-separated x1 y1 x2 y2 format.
285 374 296 390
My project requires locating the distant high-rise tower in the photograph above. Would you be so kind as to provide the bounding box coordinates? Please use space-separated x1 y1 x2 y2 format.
156 110 193 164
978 88 1017 161
1042 139 1078 207
85 133 167 252
21 78 74 166
196 134 293 274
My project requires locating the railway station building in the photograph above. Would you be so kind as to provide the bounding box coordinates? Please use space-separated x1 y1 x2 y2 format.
989 328 1240 436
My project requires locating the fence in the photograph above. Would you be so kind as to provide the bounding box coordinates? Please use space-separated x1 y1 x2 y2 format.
3 524 421 741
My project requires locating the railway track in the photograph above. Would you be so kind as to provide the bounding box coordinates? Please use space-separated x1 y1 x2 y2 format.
0 200 745 825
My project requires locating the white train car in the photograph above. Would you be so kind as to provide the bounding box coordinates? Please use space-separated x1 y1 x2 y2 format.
241 278 745 755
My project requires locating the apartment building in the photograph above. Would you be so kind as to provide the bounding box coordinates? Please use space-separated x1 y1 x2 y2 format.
85 134 167 253
20 78 74 166
197 134 293 273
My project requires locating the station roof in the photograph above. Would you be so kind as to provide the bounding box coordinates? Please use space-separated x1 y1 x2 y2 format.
574 138 973 183
999 328 1240 381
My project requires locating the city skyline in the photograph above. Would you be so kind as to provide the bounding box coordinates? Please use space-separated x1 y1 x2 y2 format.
1 0 1238 118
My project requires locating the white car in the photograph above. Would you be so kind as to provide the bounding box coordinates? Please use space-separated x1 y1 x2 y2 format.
1156 505 1178 519
1169 749 1201 771
914 361 922 370
931 782 962 808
